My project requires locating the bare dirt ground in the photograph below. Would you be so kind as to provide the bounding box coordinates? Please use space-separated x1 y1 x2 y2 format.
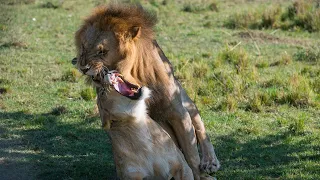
235 31 313 46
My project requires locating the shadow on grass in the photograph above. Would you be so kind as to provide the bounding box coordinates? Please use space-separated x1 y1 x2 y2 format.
0 111 117 180
2 110 319 179
215 131 320 179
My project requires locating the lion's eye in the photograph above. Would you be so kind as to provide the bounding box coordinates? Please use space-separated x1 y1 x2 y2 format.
97 50 108 56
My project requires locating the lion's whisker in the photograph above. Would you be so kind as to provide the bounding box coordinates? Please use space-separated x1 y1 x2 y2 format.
102 65 110 72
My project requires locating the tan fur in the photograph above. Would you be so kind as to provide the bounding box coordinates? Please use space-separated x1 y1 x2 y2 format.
75 4 220 179
97 88 193 180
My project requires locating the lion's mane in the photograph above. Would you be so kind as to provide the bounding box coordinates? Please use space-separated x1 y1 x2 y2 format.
75 4 172 95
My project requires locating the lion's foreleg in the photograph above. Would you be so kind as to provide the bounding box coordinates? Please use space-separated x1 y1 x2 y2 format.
96 89 113 131
169 107 201 180
180 88 220 173
191 112 220 173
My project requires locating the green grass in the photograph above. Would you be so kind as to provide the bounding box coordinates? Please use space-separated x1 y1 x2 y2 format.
0 0 319 179
225 0 320 32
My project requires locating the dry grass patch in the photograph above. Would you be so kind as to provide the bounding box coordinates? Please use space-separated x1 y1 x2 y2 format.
226 0 320 32
280 74 314 107
61 68 82 82
218 94 238 112
294 47 320 63
182 0 218 13
50 106 68 116
300 67 320 78
216 46 250 73
235 31 312 46
80 88 96 101
225 10 261 29
288 114 306 135
270 53 292 66
2 0 35 5
312 76 320 94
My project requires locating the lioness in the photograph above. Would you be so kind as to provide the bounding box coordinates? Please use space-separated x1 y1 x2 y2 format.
74 4 220 179
95 70 193 179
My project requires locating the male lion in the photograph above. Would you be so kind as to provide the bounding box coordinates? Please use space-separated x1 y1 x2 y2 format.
94 69 193 179
74 4 220 179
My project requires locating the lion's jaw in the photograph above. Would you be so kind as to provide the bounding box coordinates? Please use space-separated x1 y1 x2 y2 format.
74 4 173 96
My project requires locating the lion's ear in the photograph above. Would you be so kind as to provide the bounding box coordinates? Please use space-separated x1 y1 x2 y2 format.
129 26 141 40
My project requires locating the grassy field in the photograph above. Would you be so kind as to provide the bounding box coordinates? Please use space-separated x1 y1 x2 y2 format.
0 0 319 179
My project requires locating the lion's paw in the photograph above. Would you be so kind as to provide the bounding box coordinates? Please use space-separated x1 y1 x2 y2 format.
200 174 217 180
200 156 220 173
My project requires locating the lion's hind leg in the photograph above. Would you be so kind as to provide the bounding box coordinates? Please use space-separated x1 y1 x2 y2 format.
121 170 146 180
169 159 193 180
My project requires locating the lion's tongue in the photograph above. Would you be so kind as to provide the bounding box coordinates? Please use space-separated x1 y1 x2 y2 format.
114 80 135 97
106 72 140 99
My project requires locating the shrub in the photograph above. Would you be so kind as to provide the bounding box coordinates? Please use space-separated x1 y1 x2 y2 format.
312 76 320 94
237 126 259 135
218 95 238 112
193 61 210 78
280 74 314 107
57 86 71 97
246 93 263 112
263 87 284 105
183 4 203 13
261 77 285 88
208 2 218 12
213 71 239 94
288 115 306 135
280 53 293 65
200 96 215 106
255 61 269 68
294 47 320 63
183 1 218 13
50 106 68 115
2 0 35 5
61 68 82 82
277 117 289 127
40 2 60 9
283 0 320 32
0 79 10 85
261 5 282 28
80 88 96 101
217 47 249 73
225 0 320 32
300 67 320 77
196 82 211 96
225 11 260 29
270 53 293 66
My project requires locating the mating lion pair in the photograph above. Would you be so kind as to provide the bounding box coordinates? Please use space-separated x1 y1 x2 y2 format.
96 70 193 179
74 4 220 180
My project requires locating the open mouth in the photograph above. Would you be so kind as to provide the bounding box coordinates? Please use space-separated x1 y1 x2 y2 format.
103 70 142 100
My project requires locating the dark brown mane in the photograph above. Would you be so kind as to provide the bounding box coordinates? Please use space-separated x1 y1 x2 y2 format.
76 4 171 101
84 4 157 41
